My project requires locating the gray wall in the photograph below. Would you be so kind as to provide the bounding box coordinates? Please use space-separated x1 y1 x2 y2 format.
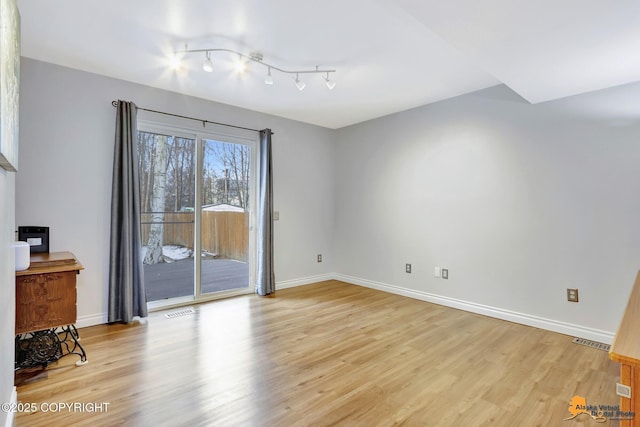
16 57 336 326
334 84 640 341
14 56 640 350
0 170 15 427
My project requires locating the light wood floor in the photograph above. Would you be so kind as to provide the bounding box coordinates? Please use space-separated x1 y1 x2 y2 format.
15 280 620 426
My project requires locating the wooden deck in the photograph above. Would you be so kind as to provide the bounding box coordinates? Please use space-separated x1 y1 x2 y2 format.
144 258 249 301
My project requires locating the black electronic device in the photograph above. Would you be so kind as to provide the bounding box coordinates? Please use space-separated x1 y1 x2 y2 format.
18 226 50 253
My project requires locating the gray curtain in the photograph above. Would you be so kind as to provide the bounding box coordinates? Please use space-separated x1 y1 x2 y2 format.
256 129 275 296
108 100 148 322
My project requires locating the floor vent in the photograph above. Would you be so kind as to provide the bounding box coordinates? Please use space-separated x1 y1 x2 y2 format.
572 337 610 352
165 307 196 319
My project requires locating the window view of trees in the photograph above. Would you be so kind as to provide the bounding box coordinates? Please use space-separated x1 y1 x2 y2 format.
138 132 196 214
138 132 250 213
137 131 250 266
203 139 250 209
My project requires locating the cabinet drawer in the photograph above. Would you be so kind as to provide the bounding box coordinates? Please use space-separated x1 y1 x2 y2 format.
15 271 77 334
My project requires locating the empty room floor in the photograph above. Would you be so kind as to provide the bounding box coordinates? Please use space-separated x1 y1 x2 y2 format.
15 281 619 426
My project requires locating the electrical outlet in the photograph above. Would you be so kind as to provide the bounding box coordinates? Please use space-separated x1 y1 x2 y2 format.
273 211 280 221
317 254 322 263
617 383 632 399
406 263 412 274
567 288 579 302
442 269 448 279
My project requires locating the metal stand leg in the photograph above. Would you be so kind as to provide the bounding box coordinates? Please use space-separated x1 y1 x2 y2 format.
57 325 88 366
15 325 88 371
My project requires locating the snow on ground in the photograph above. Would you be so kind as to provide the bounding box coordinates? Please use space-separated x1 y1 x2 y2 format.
141 245 194 263
162 245 193 262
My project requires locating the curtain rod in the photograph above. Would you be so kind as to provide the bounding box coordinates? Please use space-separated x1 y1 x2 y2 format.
111 100 270 134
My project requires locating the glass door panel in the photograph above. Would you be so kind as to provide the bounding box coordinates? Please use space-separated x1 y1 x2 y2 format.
138 125 255 307
200 138 251 295
138 130 196 302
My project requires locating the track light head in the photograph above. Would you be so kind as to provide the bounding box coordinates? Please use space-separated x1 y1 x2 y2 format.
265 67 274 85
295 74 306 91
234 58 248 74
324 73 336 90
203 51 213 73
168 54 182 70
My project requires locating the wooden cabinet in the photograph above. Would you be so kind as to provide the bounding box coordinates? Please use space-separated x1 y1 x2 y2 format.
15 252 87 370
16 270 77 334
610 271 640 426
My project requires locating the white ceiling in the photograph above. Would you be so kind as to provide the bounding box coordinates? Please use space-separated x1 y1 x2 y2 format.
16 0 640 129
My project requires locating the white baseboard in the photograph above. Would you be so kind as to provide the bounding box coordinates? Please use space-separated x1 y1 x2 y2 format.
4 387 16 427
277 274 335 290
75 312 108 329
72 273 615 345
334 273 615 345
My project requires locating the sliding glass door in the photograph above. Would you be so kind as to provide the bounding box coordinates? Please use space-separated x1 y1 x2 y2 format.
137 124 256 306
198 138 252 296
138 129 196 302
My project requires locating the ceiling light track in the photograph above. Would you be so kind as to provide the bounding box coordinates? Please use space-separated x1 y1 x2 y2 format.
176 45 337 91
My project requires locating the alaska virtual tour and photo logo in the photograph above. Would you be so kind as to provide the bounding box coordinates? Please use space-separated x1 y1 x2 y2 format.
564 395 635 423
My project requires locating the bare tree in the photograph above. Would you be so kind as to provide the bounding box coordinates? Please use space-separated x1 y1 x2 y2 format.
144 134 170 264
138 132 156 213
210 142 250 208
165 137 195 211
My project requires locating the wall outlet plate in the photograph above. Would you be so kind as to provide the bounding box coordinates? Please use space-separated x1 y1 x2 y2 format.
617 383 632 399
406 263 412 273
317 254 322 263
442 269 448 279
567 288 579 302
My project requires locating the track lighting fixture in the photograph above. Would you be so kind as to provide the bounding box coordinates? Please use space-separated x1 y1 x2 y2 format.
176 45 336 91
